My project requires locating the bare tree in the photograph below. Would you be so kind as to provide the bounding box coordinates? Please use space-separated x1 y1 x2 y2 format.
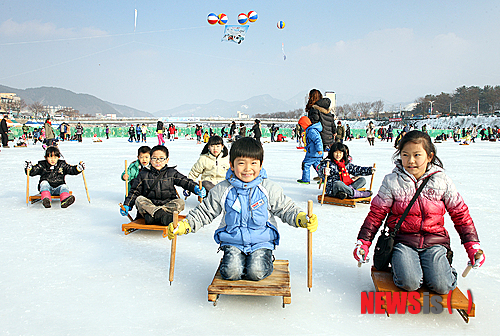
371 100 384 119
358 102 372 118
29 102 45 118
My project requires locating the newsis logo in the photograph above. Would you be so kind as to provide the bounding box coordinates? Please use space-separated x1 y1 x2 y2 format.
360 290 474 315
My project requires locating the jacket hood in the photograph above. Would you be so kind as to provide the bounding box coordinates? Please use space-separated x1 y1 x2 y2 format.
313 97 331 113
225 167 267 189
308 122 323 132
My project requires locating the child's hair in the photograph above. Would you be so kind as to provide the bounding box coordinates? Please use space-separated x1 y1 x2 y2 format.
393 130 443 168
202 135 228 157
306 89 322 112
45 146 62 158
138 146 151 156
328 142 349 163
150 145 169 158
229 137 263 165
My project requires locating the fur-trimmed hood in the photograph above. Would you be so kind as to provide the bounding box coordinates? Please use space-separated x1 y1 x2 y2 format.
312 97 331 114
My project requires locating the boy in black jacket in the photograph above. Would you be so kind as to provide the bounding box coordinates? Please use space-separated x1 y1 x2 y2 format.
120 145 206 225
25 146 84 208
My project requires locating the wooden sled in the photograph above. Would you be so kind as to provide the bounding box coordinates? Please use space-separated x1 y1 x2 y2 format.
29 191 73 204
318 163 376 208
122 215 186 237
208 259 292 308
317 192 371 208
371 267 475 323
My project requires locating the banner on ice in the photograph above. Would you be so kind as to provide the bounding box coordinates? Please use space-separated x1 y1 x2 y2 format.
221 25 248 44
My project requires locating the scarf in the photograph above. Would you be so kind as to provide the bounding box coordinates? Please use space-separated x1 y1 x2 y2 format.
334 160 353 186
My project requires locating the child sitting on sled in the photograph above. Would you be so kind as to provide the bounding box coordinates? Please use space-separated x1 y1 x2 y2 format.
120 145 206 226
317 142 374 199
24 146 84 208
297 116 323 184
354 130 485 294
167 137 318 281
187 135 230 193
121 145 151 192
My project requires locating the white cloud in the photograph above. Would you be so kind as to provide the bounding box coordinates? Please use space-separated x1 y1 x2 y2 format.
0 19 107 38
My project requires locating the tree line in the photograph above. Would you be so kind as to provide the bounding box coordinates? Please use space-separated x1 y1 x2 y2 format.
413 85 500 116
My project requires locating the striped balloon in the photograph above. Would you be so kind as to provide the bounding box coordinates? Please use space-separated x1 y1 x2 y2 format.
247 11 258 23
238 13 248 25
207 13 218 25
218 13 228 25
277 20 285 29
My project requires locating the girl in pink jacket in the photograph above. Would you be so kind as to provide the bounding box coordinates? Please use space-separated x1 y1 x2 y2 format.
354 130 485 294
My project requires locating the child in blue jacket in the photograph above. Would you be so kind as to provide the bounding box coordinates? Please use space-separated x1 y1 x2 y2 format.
297 116 323 184
166 137 318 281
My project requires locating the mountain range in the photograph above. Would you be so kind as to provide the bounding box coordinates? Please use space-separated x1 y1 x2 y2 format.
1 84 411 118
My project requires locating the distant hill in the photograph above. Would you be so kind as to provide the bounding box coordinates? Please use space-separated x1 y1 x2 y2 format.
154 94 304 118
0 84 153 117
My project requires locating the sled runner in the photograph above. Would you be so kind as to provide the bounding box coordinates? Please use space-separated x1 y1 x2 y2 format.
121 215 186 237
370 267 475 323
318 163 375 208
207 259 292 307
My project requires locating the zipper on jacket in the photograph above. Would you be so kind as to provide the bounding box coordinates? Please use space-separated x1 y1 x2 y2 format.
417 179 425 248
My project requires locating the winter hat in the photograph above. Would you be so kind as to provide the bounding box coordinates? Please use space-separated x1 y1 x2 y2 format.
298 116 312 130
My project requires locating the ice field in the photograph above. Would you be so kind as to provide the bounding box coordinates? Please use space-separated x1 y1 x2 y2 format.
1 136 499 335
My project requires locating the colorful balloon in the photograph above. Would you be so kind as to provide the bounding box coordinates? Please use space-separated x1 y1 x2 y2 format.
238 13 248 25
277 20 285 29
218 13 228 25
248 11 258 23
207 13 218 25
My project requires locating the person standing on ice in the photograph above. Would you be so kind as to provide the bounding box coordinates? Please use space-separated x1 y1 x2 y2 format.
1 114 10 148
366 121 375 146
166 137 318 281
307 92 336 151
24 146 84 208
156 120 165 145
354 130 485 294
297 116 323 184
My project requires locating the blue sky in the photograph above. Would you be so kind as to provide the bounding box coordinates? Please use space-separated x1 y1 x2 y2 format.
1 0 499 112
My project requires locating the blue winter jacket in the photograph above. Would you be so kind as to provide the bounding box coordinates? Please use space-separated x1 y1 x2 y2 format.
305 122 323 159
186 168 302 254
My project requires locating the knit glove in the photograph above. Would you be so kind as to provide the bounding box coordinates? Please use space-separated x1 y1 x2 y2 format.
324 166 330 176
167 219 192 240
464 242 485 268
296 212 318 233
353 239 371 263
77 161 85 172
120 205 131 216
371 167 377 174
24 161 33 171
194 185 206 198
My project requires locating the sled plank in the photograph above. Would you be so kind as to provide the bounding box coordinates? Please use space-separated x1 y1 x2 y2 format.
122 215 186 237
317 193 371 208
371 267 475 322
207 259 291 307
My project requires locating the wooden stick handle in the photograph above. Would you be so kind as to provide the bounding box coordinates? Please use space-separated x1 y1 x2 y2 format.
81 163 90 203
357 250 365 268
197 180 203 203
26 168 31 205
307 200 313 290
369 163 376 191
462 250 483 277
321 161 329 205
125 160 128 197
169 211 179 284
119 203 134 222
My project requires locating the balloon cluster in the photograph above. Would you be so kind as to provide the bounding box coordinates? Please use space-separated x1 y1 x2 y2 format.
207 11 258 25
